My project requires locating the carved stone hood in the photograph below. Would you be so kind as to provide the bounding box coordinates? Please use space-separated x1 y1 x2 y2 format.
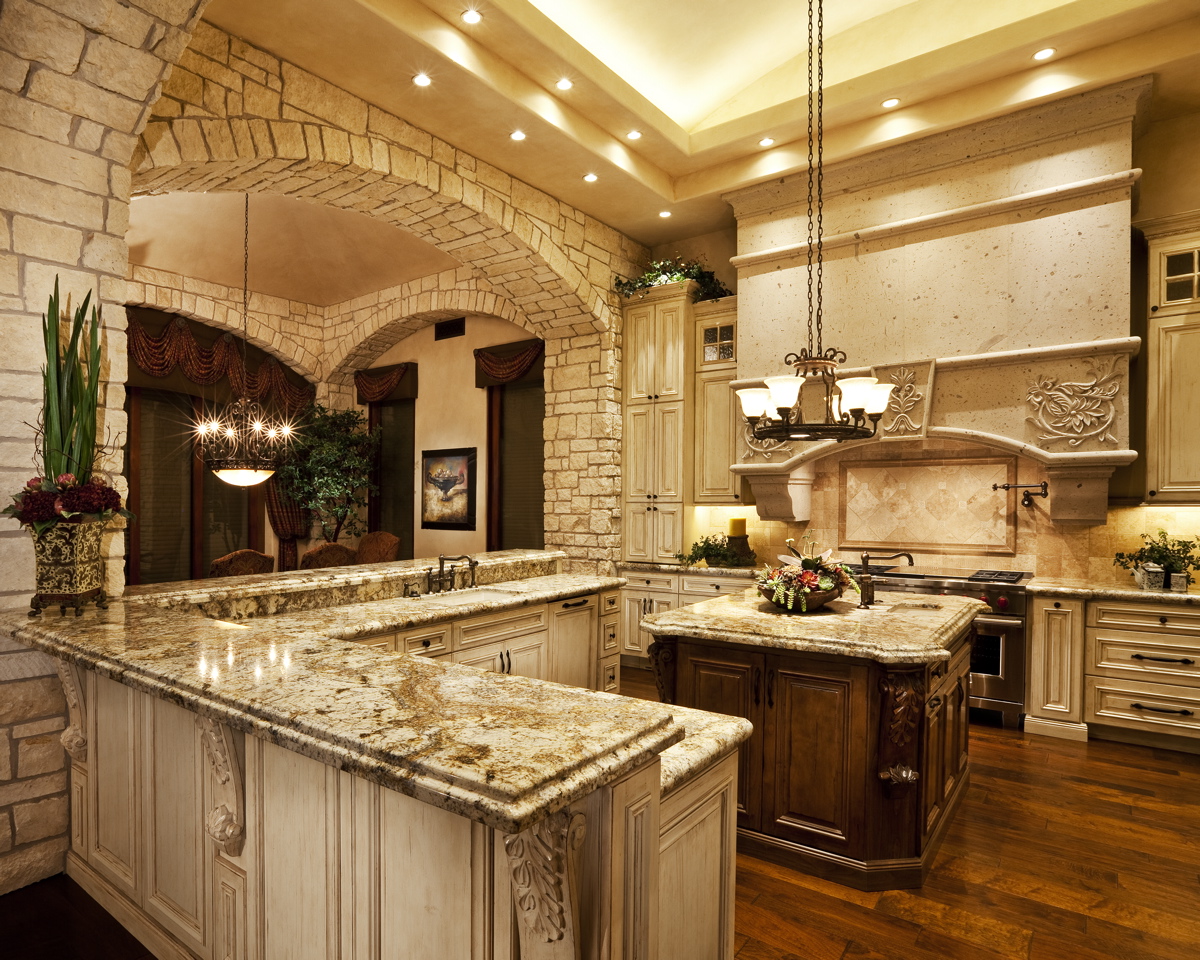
730 337 1139 524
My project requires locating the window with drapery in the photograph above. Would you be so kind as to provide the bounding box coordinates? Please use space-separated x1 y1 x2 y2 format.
360 363 417 560
124 307 314 583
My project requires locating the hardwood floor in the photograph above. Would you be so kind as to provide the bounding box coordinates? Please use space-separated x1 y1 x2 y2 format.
4 672 1198 960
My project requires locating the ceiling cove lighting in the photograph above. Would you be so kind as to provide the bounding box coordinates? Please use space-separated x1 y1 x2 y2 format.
510 130 526 140
1032 47 1056 60
556 78 573 90
195 195 292 486
881 97 901 109
412 73 432 86
738 0 894 444
759 137 776 147
626 130 642 140
461 10 481 24
583 173 598 182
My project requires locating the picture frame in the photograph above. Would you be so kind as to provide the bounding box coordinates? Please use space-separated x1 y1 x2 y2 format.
421 447 477 530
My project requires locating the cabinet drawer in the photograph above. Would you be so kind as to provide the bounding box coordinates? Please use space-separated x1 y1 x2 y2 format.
455 606 548 650
678 576 750 599
599 655 620 694
600 591 620 614
926 642 970 696
402 626 450 657
1087 600 1200 637
626 573 678 593
1087 627 1200 684
355 631 394 650
1085 676 1200 738
601 616 619 655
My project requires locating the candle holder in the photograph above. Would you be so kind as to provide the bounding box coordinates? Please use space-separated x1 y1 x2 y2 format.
725 534 757 568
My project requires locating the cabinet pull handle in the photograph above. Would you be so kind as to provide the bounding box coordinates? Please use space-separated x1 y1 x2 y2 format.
1131 653 1195 665
766 669 775 709
1131 702 1193 717
562 599 589 608
752 666 761 706
928 695 943 710
505 651 512 674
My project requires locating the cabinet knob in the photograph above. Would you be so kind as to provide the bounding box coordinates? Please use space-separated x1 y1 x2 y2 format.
652 506 658 511
1160 616 1168 624
1053 601 1061 608
422 639 431 648
1149 490 1157 497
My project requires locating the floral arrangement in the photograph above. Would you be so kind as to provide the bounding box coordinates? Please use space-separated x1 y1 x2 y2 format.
4 473 128 535
2 278 131 535
1113 530 1199 584
755 537 860 612
614 256 733 302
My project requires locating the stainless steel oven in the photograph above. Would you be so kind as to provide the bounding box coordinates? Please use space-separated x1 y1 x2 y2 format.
844 564 1029 728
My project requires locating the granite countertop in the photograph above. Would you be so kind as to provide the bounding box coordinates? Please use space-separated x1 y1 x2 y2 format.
656 705 752 797
619 563 757 580
1027 577 1200 605
642 587 986 664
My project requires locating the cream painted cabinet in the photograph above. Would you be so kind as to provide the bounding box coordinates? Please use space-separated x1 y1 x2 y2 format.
624 284 692 404
693 297 741 504
1025 597 1087 740
622 500 684 565
621 573 679 658
549 595 599 688
1145 313 1200 501
452 633 548 679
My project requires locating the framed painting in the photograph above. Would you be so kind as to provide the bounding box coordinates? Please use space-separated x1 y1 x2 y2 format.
421 447 477 530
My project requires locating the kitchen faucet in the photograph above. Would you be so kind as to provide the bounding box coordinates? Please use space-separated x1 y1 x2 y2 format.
857 551 915 609
432 554 478 593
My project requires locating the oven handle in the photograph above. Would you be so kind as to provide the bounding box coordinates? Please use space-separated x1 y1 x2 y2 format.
973 613 1025 629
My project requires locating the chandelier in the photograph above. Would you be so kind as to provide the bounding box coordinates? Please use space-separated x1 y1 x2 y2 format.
737 0 894 443
195 194 292 486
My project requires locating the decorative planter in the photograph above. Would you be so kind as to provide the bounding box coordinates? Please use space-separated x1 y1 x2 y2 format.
758 584 842 613
1133 564 1165 591
1170 572 1190 593
29 520 108 617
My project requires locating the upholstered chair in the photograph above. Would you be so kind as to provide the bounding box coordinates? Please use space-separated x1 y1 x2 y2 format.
208 549 275 578
355 531 401 563
298 542 358 569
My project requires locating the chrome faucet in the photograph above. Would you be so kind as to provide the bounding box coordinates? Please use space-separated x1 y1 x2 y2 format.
434 554 478 592
857 551 915 609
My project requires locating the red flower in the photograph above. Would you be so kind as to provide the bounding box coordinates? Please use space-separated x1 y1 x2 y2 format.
60 482 121 515
798 569 820 589
19 490 59 523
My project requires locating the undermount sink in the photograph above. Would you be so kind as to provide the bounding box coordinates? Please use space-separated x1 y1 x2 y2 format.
421 587 517 607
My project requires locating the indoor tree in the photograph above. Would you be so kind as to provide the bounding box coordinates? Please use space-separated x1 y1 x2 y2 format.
275 403 381 543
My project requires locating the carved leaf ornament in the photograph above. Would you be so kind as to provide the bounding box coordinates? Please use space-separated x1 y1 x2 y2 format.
883 367 924 436
504 810 586 943
1026 358 1121 446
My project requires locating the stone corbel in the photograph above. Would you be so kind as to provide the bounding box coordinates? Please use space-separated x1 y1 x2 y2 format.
1044 465 1116 524
504 809 588 960
738 463 816 522
197 716 246 857
56 660 88 763
878 670 925 794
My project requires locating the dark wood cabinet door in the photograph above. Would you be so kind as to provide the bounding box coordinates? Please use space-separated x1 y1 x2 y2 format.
677 644 764 830
761 657 868 857
921 689 948 840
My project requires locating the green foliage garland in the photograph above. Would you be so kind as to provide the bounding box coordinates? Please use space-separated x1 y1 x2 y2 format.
614 256 733 303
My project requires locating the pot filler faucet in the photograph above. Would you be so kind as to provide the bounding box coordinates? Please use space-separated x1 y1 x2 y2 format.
857 551 915 609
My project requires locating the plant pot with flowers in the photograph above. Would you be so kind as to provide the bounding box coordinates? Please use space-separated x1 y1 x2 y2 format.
3 280 132 616
755 537 860 613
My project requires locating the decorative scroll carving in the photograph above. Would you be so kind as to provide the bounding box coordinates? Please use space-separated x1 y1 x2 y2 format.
1026 357 1121 446
883 367 925 437
197 716 246 857
741 418 793 461
504 809 586 958
647 639 677 704
878 671 924 791
55 661 87 763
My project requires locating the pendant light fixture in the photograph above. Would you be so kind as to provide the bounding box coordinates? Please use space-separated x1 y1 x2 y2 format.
737 0 894 443
195 194 291 486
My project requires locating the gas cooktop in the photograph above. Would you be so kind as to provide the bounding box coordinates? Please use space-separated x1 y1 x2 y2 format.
839 562 1030 585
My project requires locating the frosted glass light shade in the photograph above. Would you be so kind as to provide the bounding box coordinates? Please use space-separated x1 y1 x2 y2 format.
866 382 896 414
836 377 878 411
736 388 772 418
212 468 275 486
762 375 803 410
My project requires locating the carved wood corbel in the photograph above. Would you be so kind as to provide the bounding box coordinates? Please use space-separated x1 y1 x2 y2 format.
503 809 587 960
878 669 925 792
647 638 677 704
55 661 87 763
197 716 246 857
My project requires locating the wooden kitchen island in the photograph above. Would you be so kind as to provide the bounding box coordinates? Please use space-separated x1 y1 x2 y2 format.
643 588 985 890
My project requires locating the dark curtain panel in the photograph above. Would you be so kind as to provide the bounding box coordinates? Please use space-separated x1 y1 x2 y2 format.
497 380 545 549
128 389 193 584
201 470 249 576
374 399 415 559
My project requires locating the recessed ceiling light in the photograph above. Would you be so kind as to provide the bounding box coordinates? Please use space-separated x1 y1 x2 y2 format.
583 173 598 182
659 211 671 218
881 97 901 109
627 130 642 140
556 78 573 91
759 137 775 147
1032 47 1056 61
461 10 481 24
510 130 526 141
412 73 432 87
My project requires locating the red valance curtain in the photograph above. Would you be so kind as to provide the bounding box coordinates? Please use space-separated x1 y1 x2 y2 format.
474 340 544 386
264 476 311 571
128 315 314 413
354 364 410 404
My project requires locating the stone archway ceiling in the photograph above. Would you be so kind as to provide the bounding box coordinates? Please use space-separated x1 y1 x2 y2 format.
202 0 1200 246
128 192 462 306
